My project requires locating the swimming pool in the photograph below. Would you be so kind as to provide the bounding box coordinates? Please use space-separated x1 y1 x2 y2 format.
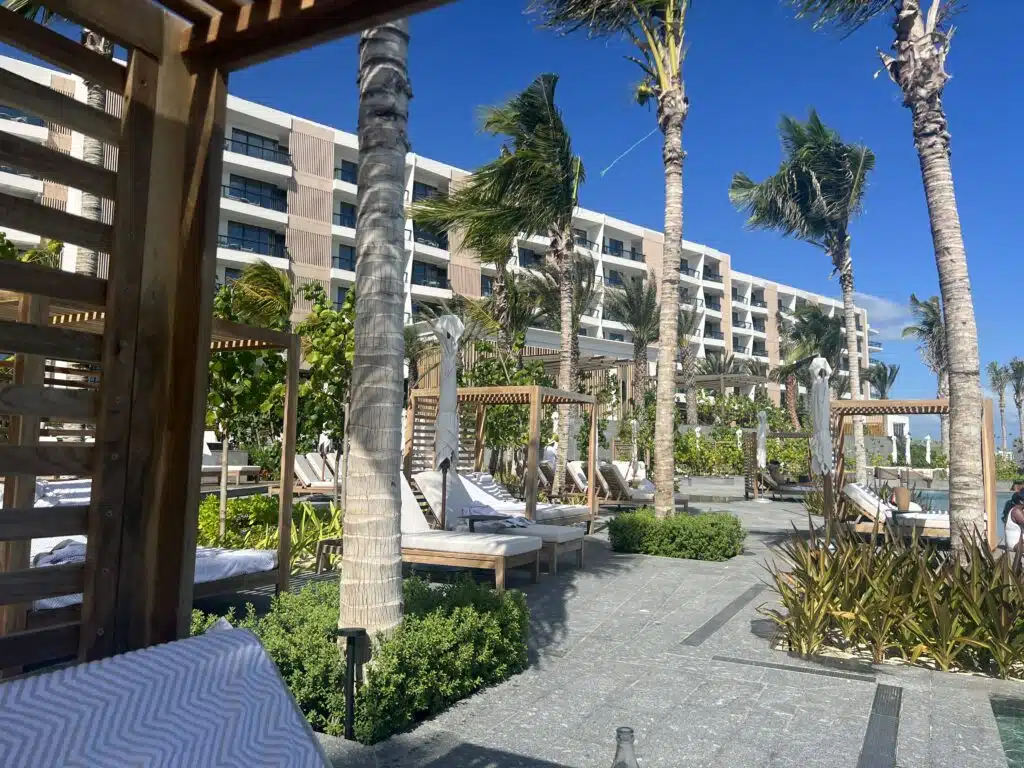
992 697 1024 768
916 489 1014 544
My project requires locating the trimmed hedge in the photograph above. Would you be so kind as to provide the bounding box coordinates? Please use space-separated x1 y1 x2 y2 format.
191 577 529 744
608 508 745 561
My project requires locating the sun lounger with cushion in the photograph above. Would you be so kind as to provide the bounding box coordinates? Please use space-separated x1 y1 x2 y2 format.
842 482 946 539
598 463 689 509
294 455 334 491
760 469 816 499
200 463 262 486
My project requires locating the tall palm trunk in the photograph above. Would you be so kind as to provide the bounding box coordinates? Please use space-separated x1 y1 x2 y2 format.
551 229 573 498
493 263 511 354
997 390 1008 452
77 30 111 277
339 19 410 637
631 341 648 407
884 0 984 550
938 369 950 452
1016 395 1024 458
652 93 686 519
218 429 229 541
836 248 866 484
785 374 800 429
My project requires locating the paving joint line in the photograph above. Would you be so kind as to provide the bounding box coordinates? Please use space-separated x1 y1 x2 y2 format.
711 654 876 683
857 684 902 768
677 583 766 647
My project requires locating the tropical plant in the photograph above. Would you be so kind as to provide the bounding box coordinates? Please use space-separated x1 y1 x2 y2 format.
416 74 584 498
902 294 948 449
603 270 658 403
730 111 874 485
788 0 985 565
697 352 739 378
987 362 1011 452
533 0 689 519
1010 359 1024 461
0 233 64 268
6 1 110 276
772 320 802 429
340 20 410 638
866 362 900 399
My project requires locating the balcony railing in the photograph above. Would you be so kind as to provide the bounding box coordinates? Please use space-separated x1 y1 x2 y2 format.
753 348 768 358
750 298 768 308
680 296 704 308
605 274 626 289
413 227 449 250
574 235 597 251
752 323 766 333
705 301 722 312
732 344 746 354
334 166 357 184
732 320 753 330
332 254 355 271
223 138 290 165
222 185 286 212
731 293 747 304
704 330 724 341
333 212 356 228
703 271 723 283
411 275 451 290
218 233 287 258
602 244 644 262
680 265 698 277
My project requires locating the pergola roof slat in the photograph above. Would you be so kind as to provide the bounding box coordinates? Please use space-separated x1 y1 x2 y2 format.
831 399 949 416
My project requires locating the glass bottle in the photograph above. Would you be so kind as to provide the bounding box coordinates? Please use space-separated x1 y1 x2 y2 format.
611 726 639 768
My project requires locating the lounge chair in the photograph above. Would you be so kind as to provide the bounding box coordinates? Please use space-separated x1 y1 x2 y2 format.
304 452 335 482
200 463 262 486
842 482 947 538
294 455 334 491
0 625 331 767
429 471 586 573
761 467 816 500
565 460 590 495
598 463 689 509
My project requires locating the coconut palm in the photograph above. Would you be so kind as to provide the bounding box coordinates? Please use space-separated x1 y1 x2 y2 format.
603 271 658 405
730 111 874 485
1009 359 1024 460
697 352 739 377
678 307 700 425
772 305 846 427
986 362 1011 452
339 20 410 638
788 0 984 560
902 293 948 450
7 1 110 276
528 252 597 392
867 362 900 400
416 74 583 497
533 0 688 518
772 322 802 429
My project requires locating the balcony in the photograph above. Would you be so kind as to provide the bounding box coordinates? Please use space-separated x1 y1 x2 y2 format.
334 164 357 184
574 234 598 251
750 298 768 309
602 243 644 263
704 330 724 341
411 275 451 290
605 273 626 289
413 226 449 251
732 320 753 330
703 270 723 283
752 322 767 334
752 347 768 358
732 344 747 354
222 185 286 212
731 293 748 305
333 212 356 228
223 138 290 165
680 265 699 278
332 253 355 271
218 233 287 259
0 165 44 199
680 296 704 309
705 300 722 312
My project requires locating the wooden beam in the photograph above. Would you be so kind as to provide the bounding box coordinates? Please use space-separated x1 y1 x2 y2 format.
184 0 454 71
0 444 93 476
0 193 113 254
212 316 291 350
0 385 98 421
277 334 299 594
473 405 486 473
0 622 79 669
0 131 117 200
0 319 103 363
0 67 121 144
0 258 107 307
41 0 165 59
0 8 126 93
0 563 84 606
523 386 542 521
156 0 219 26
0 505 89 541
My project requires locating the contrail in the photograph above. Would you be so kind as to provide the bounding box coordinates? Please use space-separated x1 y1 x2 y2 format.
600 127 659 177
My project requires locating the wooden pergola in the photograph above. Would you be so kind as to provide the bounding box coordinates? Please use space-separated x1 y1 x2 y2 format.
742 430 812 500
0 0 447 670
826 398 999 550
404 386 599 526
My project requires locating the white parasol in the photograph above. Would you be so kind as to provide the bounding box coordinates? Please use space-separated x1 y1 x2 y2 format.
756 411 768 470
431 315 464 527
809 356 834 476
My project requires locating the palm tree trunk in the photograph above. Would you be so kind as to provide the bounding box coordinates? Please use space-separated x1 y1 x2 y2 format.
632 342 648 407
785 374 800 429
938 370 950 452
218 431 229 542
551 230 574 499
77 30 112 277
493 262 511 354
652 93 686 519
339 19 410 638
998 391 1008 452
837 248 867 485
1016 397 1023 459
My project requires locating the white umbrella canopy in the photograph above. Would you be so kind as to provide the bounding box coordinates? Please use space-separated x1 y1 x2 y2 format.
431 315 465 472
756 411 768 470
809 356 834 477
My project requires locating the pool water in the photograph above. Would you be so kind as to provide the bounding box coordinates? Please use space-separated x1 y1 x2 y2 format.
915 490 1014 545
992 697 1024 767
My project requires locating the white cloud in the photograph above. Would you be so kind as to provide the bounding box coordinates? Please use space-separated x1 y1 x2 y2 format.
853 291 914 342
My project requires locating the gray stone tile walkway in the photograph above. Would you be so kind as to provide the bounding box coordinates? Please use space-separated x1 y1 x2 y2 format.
317 499 1022 767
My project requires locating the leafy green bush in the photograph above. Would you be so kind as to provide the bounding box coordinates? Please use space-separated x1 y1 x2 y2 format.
608 509 746 561
996 454 1022 481
192 577 529 743
763 523 1024 678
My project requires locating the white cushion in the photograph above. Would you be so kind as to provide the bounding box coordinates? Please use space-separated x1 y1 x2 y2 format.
613 460 646 483
844 483 892 519
461 472 517 501
458 473 527 513
498 524 583 543
413 470 480 528
895 511 950 528
402 531 542 557
400 473 432 533
566 461 588 491
535 504 591 523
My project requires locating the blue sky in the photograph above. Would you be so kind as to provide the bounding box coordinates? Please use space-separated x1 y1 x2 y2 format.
5 1 1020 440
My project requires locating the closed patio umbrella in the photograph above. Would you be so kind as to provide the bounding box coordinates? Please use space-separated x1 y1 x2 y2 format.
431 315 464 528
809 357 834 477
754 410 771 503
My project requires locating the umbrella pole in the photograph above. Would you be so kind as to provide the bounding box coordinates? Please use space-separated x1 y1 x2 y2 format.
440 458 449 530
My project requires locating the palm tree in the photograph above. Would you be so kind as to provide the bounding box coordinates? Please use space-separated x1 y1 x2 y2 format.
772 321 802 429
866 362 900 400
772 306 846 428
1009 359 1024 460
902 293 948 450
678 307 700 425
986 362 1011 452
533 0 688 518
7 1 110 276
603 271 658 405
730 111 874 485
746 359 770 399
788 0 985 560
339 19 410 639
416 74 583 498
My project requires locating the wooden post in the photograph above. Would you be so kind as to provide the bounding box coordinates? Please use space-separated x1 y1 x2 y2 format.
587 401 598 526
277 334 299 593
981 398 998 551
523 387 542 521
473 404 486 472
0 295 47 645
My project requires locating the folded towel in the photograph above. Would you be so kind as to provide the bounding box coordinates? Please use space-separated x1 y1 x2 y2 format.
459 502 501 518
500 515 531 528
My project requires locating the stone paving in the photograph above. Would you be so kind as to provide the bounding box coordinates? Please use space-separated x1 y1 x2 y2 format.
317 500 1022 768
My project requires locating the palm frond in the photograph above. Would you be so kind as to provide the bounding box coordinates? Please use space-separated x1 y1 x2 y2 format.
901 293 946 374
866 361 900 399
230 260 292 330
603 270 659 345
986 361 1011 397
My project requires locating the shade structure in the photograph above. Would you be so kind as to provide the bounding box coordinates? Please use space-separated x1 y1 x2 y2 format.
810 357 834 477
431 315 464 472
756 411 768 470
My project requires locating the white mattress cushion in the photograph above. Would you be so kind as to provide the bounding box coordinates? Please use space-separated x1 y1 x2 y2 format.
535 505 591 523
400 473 432 533
458 473 527 514
497 524 584 543
894 511 950 528
461 472 517 502
843 483 892 519
413 470 481 528
402 531 542 557
566 461 588 490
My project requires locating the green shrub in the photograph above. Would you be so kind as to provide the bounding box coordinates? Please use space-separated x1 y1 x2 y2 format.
608 509 746 561
763 523 1024 678
192 577 529 744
